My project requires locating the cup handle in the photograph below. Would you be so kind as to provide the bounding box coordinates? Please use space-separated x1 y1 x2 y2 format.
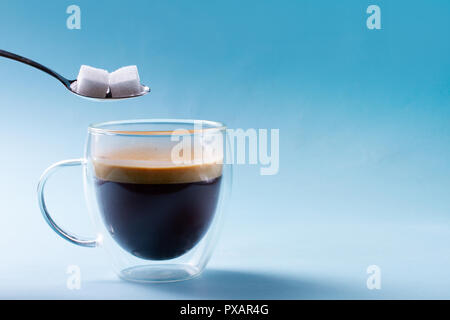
37 158 98 248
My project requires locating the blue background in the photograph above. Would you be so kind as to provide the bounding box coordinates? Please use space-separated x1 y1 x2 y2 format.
0 0 449 299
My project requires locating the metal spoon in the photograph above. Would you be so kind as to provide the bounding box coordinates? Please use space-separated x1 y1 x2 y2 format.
0 49 150 100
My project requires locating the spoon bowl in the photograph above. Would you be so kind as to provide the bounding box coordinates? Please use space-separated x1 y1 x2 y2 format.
69 81 150 101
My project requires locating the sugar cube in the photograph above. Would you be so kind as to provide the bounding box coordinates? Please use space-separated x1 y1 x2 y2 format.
109 65 141 98
75 65 109 98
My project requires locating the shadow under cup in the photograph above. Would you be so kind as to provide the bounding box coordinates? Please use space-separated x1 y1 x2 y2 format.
38 119 230 283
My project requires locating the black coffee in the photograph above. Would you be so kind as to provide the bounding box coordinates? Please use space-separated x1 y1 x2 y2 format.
93 156 222 260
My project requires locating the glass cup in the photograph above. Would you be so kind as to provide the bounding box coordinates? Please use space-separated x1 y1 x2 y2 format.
37 119 231 283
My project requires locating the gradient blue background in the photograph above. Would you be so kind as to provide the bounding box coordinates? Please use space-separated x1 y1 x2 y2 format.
0 0 449 299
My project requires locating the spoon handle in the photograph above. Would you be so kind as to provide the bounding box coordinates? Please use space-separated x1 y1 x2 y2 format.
0 49 72 88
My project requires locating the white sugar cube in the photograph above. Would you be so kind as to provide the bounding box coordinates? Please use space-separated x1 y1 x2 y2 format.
109 65 141 98
75 65 109 98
